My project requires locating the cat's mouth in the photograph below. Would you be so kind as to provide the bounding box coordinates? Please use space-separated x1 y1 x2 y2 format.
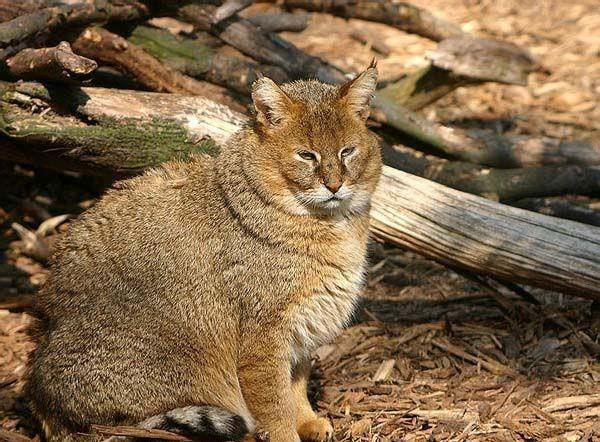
320 197 346 208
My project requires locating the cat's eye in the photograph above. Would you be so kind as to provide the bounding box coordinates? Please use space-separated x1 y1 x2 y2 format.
340 146 356 159
297 151 317 161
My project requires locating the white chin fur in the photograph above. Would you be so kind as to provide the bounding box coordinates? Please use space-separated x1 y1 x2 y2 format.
280 185 370 217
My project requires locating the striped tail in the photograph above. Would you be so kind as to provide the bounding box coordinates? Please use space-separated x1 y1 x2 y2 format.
139 405 250 441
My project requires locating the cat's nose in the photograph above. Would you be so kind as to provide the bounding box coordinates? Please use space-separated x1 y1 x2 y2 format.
325 181 342 194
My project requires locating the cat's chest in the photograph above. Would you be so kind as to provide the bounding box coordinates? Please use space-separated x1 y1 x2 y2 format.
288 250 367 364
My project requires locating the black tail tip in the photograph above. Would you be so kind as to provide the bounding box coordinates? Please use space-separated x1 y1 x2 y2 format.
159 406 250 441
225 415 249 441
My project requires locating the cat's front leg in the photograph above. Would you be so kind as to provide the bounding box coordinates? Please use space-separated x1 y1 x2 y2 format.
239 338 300 442
292 358 333 442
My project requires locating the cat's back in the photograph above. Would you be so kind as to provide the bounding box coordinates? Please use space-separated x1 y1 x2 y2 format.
39 154 227 312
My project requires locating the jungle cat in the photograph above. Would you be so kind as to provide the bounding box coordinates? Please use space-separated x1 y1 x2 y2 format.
26 62 381 442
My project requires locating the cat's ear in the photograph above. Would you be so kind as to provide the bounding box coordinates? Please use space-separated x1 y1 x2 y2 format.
339 59 378 120
252 76 294 127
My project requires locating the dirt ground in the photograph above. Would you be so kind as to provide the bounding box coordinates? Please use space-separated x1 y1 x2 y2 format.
1 1 599 441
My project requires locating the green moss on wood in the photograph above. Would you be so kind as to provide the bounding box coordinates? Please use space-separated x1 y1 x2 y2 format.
128 26 213 77
0 105 217 172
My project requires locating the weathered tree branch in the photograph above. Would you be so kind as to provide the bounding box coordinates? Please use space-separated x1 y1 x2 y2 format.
171 2 347 84
429 37 537 86
0 0 149 60
4 41 97 83
212 0 254 24
70 26 246 111
512 197 600 228
245 10 311 33
273 0 465 41
1 83 599 301
382 143 600 201
373 103 600 168
128 25 290 94
465 129 600 168
376 65 467 112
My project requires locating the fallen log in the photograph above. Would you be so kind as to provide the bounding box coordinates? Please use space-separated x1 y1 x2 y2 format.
466 129 600 168
4 41 97 83
70 26 246 112
0 1 149 60
373 104 600 168
382 143 600 201
370 166 600 301
171 2 346 84
274 0 465 42
245 10 311 33
128 25 290 94
1 83 599 301
0 82 236 175
512 197 600 228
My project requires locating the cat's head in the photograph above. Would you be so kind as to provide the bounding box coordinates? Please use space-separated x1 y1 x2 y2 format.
248 62 382 217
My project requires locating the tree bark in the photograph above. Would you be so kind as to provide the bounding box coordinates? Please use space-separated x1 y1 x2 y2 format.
4 41 97 83
0 0 149 60
1 83 599 301
127 25 290 94
512 197 600 228
0 82 242 175
370 166 600 301
171 2 347 84
382 143 600 201
274 0 464 42
69 26 246 112
246 10 311 33
212 0 254 24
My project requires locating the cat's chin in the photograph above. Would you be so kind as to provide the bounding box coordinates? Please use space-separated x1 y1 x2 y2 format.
303 198 361 218
279 191 369 218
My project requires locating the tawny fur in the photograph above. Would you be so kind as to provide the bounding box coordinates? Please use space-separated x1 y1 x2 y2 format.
26 65 381 442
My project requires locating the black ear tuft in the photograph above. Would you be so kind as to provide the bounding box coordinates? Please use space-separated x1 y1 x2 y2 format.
339 62 378 120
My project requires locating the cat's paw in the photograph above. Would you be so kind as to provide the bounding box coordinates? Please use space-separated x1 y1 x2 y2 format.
297 417 333 442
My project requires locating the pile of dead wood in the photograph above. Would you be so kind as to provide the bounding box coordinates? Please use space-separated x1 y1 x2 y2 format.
0 0 599 302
